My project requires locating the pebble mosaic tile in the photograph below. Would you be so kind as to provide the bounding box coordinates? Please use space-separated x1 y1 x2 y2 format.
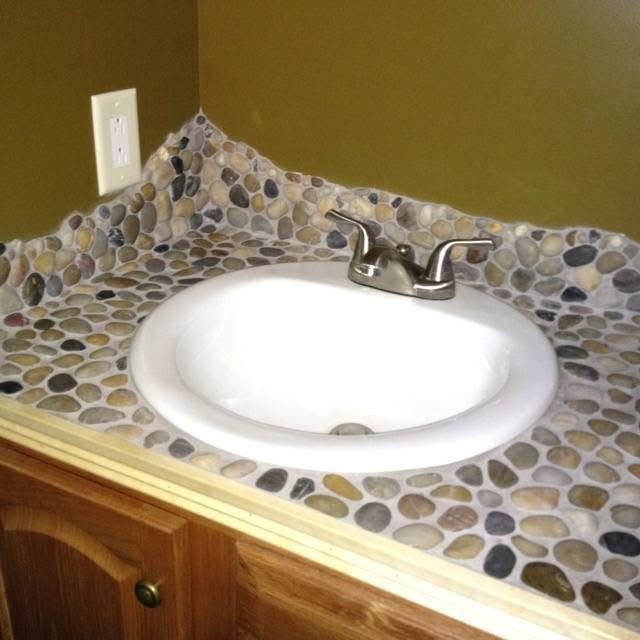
0 113 639 632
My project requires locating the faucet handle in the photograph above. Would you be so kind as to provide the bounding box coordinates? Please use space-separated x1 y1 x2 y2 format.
325 209 376 262
424 238 496 282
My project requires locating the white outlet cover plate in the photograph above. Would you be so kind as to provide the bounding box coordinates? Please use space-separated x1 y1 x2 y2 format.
91 88 141 195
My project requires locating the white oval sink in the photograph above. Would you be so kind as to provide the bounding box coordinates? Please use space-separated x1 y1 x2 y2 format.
130 261 557 472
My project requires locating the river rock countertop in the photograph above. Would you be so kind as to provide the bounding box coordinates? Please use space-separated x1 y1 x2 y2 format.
0 113 639 632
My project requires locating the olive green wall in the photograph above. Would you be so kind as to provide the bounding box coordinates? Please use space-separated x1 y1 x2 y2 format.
198 0 640 239
0 1 199 242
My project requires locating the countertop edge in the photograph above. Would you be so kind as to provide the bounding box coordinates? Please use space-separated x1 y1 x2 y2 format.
0 397 634 640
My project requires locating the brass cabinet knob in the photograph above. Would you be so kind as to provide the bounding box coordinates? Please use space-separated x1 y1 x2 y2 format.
134 580 162 608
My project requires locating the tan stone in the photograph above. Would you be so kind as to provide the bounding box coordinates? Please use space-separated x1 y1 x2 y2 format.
444 535 485 559
322 474 362 501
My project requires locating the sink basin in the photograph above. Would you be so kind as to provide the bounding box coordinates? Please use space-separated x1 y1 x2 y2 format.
130 261 557 472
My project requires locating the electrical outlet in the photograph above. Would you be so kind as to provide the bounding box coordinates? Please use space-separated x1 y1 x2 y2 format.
91 88 141 195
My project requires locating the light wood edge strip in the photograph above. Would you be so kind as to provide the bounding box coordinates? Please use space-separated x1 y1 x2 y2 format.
0 398 633 640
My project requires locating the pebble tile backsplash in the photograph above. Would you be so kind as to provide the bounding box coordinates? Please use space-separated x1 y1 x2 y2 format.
0 113 639 632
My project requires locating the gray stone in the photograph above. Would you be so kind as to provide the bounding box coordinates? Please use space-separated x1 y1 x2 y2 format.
504 442 539 469
363 476 400 499
355 502 392 532
515 237 539 267
455 464 483 486
510 268 535 292
613 268 640 293
484 511 515 535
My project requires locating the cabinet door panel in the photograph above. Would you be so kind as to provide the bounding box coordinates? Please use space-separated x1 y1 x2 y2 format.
0 506 141 640
237 540 497 640
0 445 191 640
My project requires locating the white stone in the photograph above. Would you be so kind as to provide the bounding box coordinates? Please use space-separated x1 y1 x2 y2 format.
0 286 23 314
561 509 599 537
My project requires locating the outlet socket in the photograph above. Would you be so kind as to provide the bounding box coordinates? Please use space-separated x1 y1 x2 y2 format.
91 88 141 195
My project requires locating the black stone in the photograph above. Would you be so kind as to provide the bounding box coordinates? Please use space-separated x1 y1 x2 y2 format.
47 373 77 393
170 156 183 174
561 287 587 302
108 228 125 247
391 196 402 208
247 257 270 267
556 345 588 359
116 357 127 371
264 178 279 198
194 257 220 267
61 339 86 351
368 192 379 204
96 289 115 300
599 531 640 557
327 230 348 249
256 468 288 493
22 273 45 306
179 136 189 149
204 208 224 222
178 278 204 285
34 319 55 331
535 310 556 322
531 230 545 241
563 362 599 381
168 438 195 458
612 268 640 294
367 220 383 236
185 175 201 197
221 167 239 185
0 381 23 394
484 511 515 535
229 184 250 208
260 247 285 257
589 229 601 242
563 245 597 267
154 244 170 253
483 544 516 578
0 242 5 255
98 205 110 219
290 477 315 500
171 173 186 201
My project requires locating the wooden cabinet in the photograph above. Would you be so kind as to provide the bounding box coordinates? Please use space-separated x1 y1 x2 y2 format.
0 446 192 640
0 443 495 640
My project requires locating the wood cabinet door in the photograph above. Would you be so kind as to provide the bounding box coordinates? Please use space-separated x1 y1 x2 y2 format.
236 540 498 640
0 445 192 640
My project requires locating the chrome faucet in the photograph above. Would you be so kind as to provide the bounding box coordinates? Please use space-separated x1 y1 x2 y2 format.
326 209 495 300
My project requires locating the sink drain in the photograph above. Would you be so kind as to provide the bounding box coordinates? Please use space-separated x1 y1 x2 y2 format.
329 422 374 436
